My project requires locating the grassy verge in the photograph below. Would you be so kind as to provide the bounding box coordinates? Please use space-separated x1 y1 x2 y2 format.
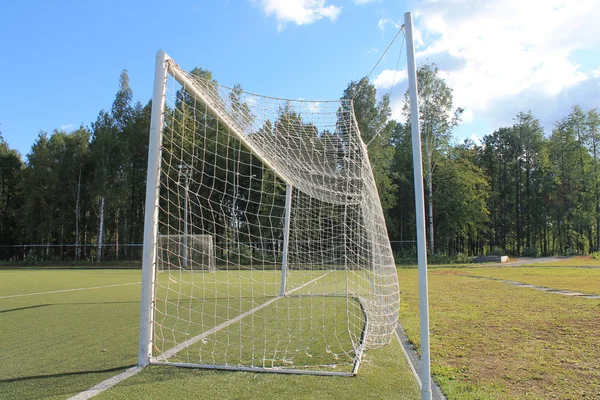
454 267 600 294
399 268 600 399
518 256 600 267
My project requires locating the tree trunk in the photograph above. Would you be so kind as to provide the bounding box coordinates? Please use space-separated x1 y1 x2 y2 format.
115 211 119 260
425 143 434 254
75 169 82 260
98 196 105 262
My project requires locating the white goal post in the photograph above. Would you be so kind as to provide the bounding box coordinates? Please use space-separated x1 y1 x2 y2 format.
138 50 400 376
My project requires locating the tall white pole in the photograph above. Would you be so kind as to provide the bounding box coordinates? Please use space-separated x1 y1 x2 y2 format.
183 166 189 268
138 50 169 366
280 184 293 296
405 12 432 400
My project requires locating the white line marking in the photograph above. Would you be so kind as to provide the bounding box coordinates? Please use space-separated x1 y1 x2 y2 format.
157 270 333 361
68 271 333 399
0 282 141 299
67 366 143 400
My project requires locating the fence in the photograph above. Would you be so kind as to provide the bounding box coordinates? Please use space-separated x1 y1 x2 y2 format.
0 240 418 264
0 244 143 263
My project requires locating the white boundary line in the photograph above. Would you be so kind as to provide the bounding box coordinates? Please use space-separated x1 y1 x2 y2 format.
69 270 333 399
156 270 333 361
67 366 143 400
0 282 141 299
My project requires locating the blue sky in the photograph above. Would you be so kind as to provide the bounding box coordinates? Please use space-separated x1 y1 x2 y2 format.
1 0 599 157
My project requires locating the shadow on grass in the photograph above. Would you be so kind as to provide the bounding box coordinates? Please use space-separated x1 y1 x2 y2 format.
0 365 137 384
0 304 51 313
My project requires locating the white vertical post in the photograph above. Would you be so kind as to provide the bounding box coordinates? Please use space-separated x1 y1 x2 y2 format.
280 184 293 296
183 180 189 267
405 12 432 400
138 50 169 367
98 197 105 261
179 164 190 268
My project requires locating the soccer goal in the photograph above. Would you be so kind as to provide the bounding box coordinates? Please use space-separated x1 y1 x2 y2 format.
138 51 400 376
157 234 216 272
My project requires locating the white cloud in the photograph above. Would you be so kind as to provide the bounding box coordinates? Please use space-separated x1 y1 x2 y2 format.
593 68 600 78
60 123 75 131
257 0 341 30
353 0 377 4
377 17 401 32
469 133 481 146
373 69 407 89
389 96 404 121
408 0 600 130
367 47 379 54
297 97 322 114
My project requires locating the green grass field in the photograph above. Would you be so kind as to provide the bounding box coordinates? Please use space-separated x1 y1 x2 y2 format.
399 265 600 399
2 262 599 399
0 269 419 400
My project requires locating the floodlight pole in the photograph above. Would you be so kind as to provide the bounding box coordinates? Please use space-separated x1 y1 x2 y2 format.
405 12 432 400
139 50 169 366
178 164 191 268
280 184 293 296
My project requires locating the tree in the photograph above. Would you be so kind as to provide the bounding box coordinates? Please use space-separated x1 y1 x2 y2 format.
585 108 600 250
0 133 24 259
403 64 463 254
340 77 398 219
433 144 489 255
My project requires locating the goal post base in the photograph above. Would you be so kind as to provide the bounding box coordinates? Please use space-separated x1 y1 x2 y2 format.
149 361 357 377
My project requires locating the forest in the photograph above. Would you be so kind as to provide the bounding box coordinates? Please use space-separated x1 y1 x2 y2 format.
0 65 599 262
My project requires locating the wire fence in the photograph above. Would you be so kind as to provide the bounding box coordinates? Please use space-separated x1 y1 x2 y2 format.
0 244 143 263
0 241 417 265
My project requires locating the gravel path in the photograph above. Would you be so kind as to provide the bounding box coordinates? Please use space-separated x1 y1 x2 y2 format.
463 274 600 299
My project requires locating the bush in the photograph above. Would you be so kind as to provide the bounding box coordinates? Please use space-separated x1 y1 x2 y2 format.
488 246 505 256
521 247 540 257
455 253 472 263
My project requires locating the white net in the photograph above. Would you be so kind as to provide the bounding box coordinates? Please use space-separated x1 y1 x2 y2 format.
157 234 215 272
150 58 400 375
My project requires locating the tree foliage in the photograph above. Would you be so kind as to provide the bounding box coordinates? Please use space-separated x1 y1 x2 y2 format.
2 64 600 262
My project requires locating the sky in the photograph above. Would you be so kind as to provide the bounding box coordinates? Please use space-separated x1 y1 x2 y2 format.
1 0 599 158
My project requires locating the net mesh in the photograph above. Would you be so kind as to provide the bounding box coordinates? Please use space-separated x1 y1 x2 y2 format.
151 59 400 374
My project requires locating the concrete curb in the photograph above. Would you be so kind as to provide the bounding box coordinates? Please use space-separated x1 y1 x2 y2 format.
395 323 447 400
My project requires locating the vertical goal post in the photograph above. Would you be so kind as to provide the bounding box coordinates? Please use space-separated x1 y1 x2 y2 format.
138 50 401 376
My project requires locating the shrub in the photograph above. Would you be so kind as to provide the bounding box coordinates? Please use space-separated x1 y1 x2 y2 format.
521 247 540 257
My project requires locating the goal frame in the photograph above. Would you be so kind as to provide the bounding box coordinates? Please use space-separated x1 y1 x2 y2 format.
137 50 396 377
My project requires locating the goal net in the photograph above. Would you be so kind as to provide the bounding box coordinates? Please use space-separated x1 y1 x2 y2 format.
139 51 400 376
157 234 216 272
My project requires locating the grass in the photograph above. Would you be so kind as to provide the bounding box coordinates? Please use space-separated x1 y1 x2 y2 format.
0 270 141 400
96 338 418 400
4 263 598 399
0 269 420 399
399 267 600 399
455 267 600 295
517 255 600 267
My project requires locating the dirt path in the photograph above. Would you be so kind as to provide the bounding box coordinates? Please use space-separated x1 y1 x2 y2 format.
486 256 572 267
463 274 600 299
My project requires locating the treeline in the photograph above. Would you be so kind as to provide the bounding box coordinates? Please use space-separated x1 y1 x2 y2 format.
0 65 599 262
0 71 151 261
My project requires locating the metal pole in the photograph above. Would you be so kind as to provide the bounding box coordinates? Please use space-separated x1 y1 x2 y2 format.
280 184 293 296
181 165 190 268
405 12 432 400
138 50 169 366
